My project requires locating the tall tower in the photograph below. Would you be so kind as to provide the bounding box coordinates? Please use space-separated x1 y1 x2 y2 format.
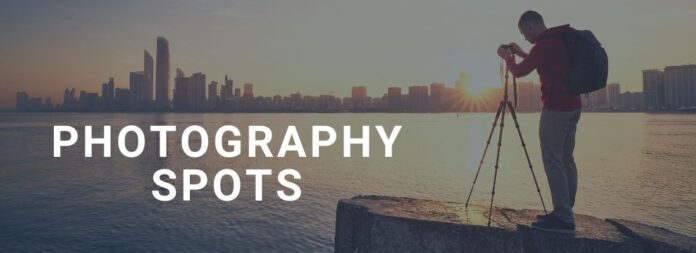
642 69 665 110
144 50 154 105
101 77 115 110
155 37 170 110
243 83 254 97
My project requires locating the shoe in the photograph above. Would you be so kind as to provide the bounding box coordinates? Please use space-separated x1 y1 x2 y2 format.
532 215 575 234
536 212 555 221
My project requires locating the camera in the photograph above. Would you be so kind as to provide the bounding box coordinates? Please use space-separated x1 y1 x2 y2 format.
499 44 512 50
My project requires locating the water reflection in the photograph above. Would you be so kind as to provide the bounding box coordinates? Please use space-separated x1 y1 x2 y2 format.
0 112 693 251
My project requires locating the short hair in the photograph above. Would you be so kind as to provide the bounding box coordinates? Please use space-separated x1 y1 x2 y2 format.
518 10 544 26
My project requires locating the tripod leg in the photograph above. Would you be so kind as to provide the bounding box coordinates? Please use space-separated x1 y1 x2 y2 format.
506 101 548 214
488 101 507 226
465 102 505 208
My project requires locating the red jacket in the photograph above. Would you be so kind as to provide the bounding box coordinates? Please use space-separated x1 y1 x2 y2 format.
505 25 582 111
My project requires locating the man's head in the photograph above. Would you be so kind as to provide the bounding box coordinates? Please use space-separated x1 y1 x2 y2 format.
518 10 547 44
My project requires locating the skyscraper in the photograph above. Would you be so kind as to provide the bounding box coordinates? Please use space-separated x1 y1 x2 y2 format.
642 69 665 110
208 81 218 101
221 75 234 100
243 83 254 97
408 85 429 112
101 77 115 110
63 88 78 111
290 92 303 111
351 86 368 110
351 86 367 98
144 50 154 105
664 64 696 109
129 71 147 110
155 37 170 110
241 83 254 111
114 88 130 111
16 91 29 111
589 87 608 109
606 83 620 108
173 71 206 111
208 81 219 110
387 87 402 112
429 83 445 112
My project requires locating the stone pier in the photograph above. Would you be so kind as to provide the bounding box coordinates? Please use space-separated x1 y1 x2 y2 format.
334 195 695 253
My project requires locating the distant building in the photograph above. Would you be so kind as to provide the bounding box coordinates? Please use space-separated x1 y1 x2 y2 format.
173 71 206 111
208 81 219 110
241 83 254 111
271 95 283 110
144 50 154 104
585 87 608 110
221 75 234 100
114 88 130 111
16 91 29 111
43 98 54 111
387 87 403 112
155 37 170 110
79 91 99 112
664 64 696 109
642 69 665 110
619 91 644 110
243 83 254 97
290 92 303 111
372 96 385 110
17 92 53 112
63 88 78 111
408 85 429 112
101 77 115 110
429 83 445 112
129 71 148 110
317 94 339 111
606 83 620 108
351 86 369 110
208 81 218 100
352 86 367 98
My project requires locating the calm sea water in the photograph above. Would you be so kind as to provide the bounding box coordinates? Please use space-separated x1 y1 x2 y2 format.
0 112 694 252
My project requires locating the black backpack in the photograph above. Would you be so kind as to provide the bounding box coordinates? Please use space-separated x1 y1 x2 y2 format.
561 29 608 94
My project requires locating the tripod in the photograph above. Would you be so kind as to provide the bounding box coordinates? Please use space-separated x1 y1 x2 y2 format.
464 55 547 227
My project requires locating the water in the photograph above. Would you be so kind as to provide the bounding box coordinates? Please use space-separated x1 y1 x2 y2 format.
0 112 694 252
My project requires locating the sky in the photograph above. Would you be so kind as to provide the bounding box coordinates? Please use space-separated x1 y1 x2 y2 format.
1 0 695 109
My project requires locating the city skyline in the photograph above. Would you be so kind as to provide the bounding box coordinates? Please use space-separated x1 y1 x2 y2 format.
10 36 696 112
13 36 695 113
2 0 696 109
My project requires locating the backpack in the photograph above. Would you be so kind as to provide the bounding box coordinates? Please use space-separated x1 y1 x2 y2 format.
562 29 608 94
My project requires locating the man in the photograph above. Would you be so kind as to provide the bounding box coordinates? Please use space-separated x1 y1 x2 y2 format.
497 10 582 234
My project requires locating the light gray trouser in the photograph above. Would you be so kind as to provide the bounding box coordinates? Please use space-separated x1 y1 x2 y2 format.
539 108 581 223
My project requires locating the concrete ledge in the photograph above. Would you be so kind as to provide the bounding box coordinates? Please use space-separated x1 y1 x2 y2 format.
334 196 523 253
502 209 642 253
335 195 693 253
607 219 696 253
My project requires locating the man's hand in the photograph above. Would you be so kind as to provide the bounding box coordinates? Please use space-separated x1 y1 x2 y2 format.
508 42 527 57
497 46 512 60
